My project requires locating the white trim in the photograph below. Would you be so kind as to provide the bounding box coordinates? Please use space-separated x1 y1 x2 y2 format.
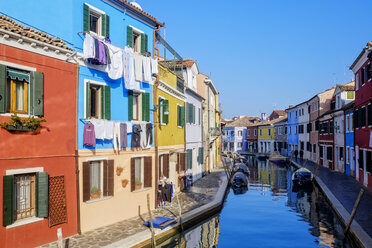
0 113 36 118
158 95 166 125
0 60 36 71
131 154 150 158
85 3 106 15
6 216 44 229
132 187 151 193
85 157 109 162
158 79 186 101
85 196 112 204
6 167 43 175
84 79 107 118
129 25 144 34
177 103 182 128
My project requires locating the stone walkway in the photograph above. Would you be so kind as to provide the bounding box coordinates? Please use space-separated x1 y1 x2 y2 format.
291 158 372 239
39 166 226 248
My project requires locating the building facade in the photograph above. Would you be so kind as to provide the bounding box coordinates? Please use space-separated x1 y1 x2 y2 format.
274 118 288 156
318 111 334 170
297 102 310 159
246 125 258 153
344 102 355 176
258 123 275 153
287 106 299 156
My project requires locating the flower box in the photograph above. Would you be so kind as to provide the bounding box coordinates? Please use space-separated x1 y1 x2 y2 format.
6 125 37 131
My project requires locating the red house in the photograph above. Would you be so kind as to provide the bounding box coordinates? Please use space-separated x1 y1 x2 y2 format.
350 42 372 190
246 124 258 153
0 17 78 247
318 110 334 170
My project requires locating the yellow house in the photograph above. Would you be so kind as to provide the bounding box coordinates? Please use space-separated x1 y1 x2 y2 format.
156 64 186 191
258 123 275 153
215 94 221 163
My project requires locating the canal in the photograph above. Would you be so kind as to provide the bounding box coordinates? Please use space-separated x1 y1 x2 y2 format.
159 158 358 248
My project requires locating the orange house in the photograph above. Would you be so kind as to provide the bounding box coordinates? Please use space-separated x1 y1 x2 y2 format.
0 17 78 247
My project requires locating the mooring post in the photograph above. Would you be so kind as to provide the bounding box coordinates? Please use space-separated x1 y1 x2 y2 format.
313 163 320 182
147 194 156 248
344 188 364 235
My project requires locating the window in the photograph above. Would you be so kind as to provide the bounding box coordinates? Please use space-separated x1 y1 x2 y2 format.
238 130 243 136
368 105 372 126
186 149 193 170
367 151 372 173
131 156 152 191
128 91 150 121
346 115 350 132
356 72 359 91
361 106 366 127
313 144 316 153
3 171 48 226
367 63 371 81
285 126 287 134
347 92 354 99
340 147 344 161
198 108 201 125
0 66 44 116
350 113 353 130
83 160 113 201
306 142 310 152
231 131 235 136
86 82 111 119
320 146 323 158
248 130 251 136
327 146 333 161
159 154 169 178
254 129 257 136
177 105 185 127
346 147 350 164
126 26 148 54
198 147 204 164
83 4 110 37
259 129 262 136
295 126 298 134
300 141 304 150
186 103 195 124
361 67 365 86
238 142 242 148
268 129 271 136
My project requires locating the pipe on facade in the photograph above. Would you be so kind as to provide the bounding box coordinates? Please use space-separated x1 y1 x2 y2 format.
75 62 81 235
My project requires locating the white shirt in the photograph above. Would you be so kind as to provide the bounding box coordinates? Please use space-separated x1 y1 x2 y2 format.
90 119 105 140
106 44 123 80
143 56 152 83
104 120 114 140
83 33 95 60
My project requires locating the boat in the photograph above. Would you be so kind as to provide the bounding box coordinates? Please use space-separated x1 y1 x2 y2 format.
233 163 250 176
234 156 248 165
230 172 248 188
269 153 287 165
292 168 313 189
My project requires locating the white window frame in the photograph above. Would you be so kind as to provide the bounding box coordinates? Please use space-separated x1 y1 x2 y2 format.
159 96 166 125
133 157 145 191
85 3 106 37
177 104 182 128
356 72 359 91
84 79 106 119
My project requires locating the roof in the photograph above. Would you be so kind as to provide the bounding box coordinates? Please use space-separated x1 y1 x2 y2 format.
270 110 287 118
225 116 260 127
350 42 372 70
336 81 355 91
119 0 164 27
0 14 72 50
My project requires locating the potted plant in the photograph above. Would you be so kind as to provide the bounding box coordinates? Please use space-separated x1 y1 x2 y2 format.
0 114 46 131
121 179 128 188
90 186 101 199
135 177 142 190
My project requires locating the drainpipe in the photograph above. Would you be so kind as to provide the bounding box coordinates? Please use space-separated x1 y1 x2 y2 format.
75 62 81 235
153 24 161 207
207 81 211 172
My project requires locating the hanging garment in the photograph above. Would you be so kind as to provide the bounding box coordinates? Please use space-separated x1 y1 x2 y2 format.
140 124 148 148
98 41 106 65
132 124 141 148
143 56 152 83
104 120 114 140
120 123 127 148
83 33 95 60
126 121 133 133
83 122 96 147
151 58 158 75
87 38 101 64
90 119 105 140
146 123 153 146
161 183 172 203
103 44 111 65
113 122 121 151
106 44 123 80
134 53 143 82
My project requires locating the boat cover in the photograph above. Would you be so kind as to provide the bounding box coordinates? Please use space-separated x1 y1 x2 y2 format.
144 216 177 229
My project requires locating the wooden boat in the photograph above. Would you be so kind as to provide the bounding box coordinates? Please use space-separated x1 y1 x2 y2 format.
269 153 287 165
292 168 313 188
230 172 248 188
233 163 250 176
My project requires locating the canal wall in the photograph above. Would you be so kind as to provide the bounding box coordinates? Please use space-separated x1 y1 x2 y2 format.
289 159 372 248
105 167 229 248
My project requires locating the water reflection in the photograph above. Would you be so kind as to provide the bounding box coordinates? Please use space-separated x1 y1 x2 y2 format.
159 158 356 248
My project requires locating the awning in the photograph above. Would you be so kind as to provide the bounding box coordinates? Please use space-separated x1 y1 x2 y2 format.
7 68 30 82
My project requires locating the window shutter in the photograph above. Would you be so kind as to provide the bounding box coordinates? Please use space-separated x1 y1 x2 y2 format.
83 4 89 32
144 34 148 52
131 158 135 192
140 33 146 54
32 71 44 116
145 93 150 122
101 15 110 38
127 26 133 48
3 175 14 226
144 156 152 188
368 105 372 126
180 152 186 171
163 99 169 124
142 93 146 121
82 162 90 202
36 172 48 218
193 105 196 124
181 106 185 127
101 14 106 37
104 86 111 120
86 82 90 118
0 65 6 113
188 103 192 123
103 160 114 196
177 105 180 126
128 91 133 120
164 154 169 178
106 15 110 38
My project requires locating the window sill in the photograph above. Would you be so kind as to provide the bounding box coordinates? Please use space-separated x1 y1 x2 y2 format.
6 216 44 229
133 187 151 193
0 113 35 118
85 196 113 204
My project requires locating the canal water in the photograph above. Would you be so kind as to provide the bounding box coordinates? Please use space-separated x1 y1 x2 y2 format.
159 158 358 248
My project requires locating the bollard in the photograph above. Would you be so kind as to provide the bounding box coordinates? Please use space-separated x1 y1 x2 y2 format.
344 189 364 235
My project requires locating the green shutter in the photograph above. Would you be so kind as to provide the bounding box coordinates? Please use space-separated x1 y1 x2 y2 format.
83 4 89 32
86 82 90 118
0 65 6 113
128 91 133 120
163 99 169 124
193 105 195 124
32 71 44 116
105 15 110 38
145 93 150 121
101 14 106 37
104 86 111 120
181 106 185 127
177 105 180 127
142 93 146 121
101 15 110 37
187 103 191 123
127 26 133 48
141 33 145 54
200 147 204 164
144 34 148 52
3 175 14 226
36 172 48 218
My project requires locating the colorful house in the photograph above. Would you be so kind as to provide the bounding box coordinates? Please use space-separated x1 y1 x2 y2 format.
287 106 299 156
222 126 246 152
156 63 186 189
258 123 275 153
318 110 334 170
0 16 78 247
297 101 311 160
344 101 355 176
246 124 258 153
274 118 288 156
350 42 372 190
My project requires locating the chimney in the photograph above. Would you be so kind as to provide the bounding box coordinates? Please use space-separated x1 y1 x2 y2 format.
261 113 267 121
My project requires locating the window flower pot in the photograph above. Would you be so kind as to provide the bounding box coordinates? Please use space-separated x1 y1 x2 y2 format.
6 125 37 131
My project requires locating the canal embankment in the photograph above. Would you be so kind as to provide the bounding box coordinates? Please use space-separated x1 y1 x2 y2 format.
39 165 228 248
289 158 372 248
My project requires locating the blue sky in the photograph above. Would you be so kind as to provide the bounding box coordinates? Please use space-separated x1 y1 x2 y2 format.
141 0 370 119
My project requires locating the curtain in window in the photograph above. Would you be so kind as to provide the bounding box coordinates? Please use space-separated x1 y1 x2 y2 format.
15 81 24 111
90 161 101 197
135 158 142 186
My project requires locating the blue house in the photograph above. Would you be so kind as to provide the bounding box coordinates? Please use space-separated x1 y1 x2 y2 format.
344 101 355 176
287 106 299 156
2 0 164 233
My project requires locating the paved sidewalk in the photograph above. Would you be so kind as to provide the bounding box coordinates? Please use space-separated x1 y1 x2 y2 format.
291 158 372 243
40 167 226 248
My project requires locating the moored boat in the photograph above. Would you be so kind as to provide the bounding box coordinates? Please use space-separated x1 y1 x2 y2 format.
292 168 313 189
269 153 287 165
230 172 248 188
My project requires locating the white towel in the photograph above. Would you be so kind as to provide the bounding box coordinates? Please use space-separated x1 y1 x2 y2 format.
126 121 133 133
151 58 158 75
140 124 148 148
90 119 105 140
106 44 123 80
134 53 143 82
143 56 152 83
123 46 137 90
113 122 121 151
104 120 114 140
83 34 95 60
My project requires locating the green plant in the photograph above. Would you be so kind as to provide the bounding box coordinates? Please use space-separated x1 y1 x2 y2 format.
0 114 46 131
90 186 99 194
